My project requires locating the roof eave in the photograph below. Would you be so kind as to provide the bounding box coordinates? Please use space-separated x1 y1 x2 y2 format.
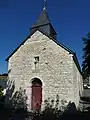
73 53 82 75
5 34 31 61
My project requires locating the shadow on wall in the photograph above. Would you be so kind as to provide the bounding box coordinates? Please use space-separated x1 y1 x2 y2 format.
44 95 77 113
1 91 87 120
11 87 27 111
5 85 78 113
5 80 15 107
28 100 78 120
64 102 77 114
0 87 28 120
5 79 79 115
6 80 15 96
2 90 90 120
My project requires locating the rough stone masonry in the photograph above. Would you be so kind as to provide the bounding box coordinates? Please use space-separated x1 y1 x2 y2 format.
7 30 83 110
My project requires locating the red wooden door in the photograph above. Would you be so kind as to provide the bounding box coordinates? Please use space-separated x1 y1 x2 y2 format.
31 83 42 110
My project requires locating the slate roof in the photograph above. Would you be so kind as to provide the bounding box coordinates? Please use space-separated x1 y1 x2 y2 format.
30 8 56 38
31 9 50 28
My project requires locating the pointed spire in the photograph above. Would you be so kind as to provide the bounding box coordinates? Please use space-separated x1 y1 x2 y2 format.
30 0 57 39
31 3 50 28
43 0 46 10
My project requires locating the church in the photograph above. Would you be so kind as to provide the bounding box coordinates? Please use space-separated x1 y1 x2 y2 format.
5 1 83 110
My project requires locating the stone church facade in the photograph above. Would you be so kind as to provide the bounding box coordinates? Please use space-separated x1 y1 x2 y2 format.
5 6 83 110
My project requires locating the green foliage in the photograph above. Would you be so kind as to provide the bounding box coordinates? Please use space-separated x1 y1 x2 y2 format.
12 87 27 111
29 96 77 120
0 87 3 97
82 32 90 80
0 93 85 120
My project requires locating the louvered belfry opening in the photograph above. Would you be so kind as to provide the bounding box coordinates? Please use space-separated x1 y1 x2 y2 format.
31 78 42 110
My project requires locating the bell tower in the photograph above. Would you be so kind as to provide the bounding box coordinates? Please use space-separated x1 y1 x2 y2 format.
30 0 57 40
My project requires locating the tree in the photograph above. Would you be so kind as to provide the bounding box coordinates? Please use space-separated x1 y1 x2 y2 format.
0 87 3 97
12 87 27 111
82 33 90 81
0 86 5 104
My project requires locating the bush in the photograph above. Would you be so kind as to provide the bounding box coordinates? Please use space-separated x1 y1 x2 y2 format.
12 87 27 111
29 96 77 120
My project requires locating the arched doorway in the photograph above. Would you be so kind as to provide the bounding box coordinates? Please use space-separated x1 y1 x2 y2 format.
31 78 42 110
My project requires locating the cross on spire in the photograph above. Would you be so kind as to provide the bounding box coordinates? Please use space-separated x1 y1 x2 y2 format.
43 0 46 10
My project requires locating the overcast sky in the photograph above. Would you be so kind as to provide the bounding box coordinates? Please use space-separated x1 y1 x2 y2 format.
0 0 90 73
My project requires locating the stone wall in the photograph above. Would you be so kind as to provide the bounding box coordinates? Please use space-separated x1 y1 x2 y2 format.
72 58 83 108
8 30 83 109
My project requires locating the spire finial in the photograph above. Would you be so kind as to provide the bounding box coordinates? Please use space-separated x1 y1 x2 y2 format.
43 0 46 10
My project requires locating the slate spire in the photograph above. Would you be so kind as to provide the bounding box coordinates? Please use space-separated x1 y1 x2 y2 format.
30 0 57 39
43 0 46 11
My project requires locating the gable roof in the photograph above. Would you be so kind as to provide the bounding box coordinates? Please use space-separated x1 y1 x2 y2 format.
5 28 73 61
5 29 82 74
